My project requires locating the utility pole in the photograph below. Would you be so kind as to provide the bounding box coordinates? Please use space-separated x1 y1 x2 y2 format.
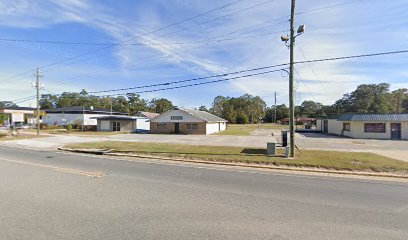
274 91 277 123
396 94 400 114
110 96 113 115
35 68 41 136
289 0 296 158
82 106 84 132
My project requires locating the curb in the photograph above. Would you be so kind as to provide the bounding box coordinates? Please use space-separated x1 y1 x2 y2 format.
58 147 408 180
58 147 111 155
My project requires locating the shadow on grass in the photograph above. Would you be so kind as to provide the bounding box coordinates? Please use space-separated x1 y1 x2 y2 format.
113 148 283 157
240 148 267 155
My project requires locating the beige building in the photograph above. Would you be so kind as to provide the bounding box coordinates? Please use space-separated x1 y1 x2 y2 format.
149 109 228 135
94 115 153 132
317 114 408 140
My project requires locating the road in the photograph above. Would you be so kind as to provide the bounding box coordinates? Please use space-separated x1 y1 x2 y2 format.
0 145 407 239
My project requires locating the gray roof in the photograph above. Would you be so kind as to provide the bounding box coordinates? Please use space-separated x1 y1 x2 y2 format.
316 114 341 120
0 106 36 111
91 116 141 120
182 109 227 122
136 111 160 119
45 106 126 115
337 114 408 122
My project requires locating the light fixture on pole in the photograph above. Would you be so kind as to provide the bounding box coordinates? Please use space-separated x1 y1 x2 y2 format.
280 0 305 158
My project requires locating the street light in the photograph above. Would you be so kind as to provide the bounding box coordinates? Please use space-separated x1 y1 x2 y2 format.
280 3 305 158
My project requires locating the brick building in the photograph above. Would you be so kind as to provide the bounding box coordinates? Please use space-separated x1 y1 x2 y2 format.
149 108 227 135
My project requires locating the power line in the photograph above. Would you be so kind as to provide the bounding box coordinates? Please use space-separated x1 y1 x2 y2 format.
2 96 37 107
82 48 408 95
1 0 246 82
100 68 287 97
0 30 284 46
296 0 365 15
294 49 408 65
296 41 327 91
42 0 277 73
9 48 408 101
2 0 364 83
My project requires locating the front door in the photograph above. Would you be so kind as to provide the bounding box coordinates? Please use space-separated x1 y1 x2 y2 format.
175 123 180 134
390 123 401 140
323 120 328 133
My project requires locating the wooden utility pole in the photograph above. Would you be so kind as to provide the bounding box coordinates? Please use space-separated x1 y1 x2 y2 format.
35 68 40 136
274 91 277 123
289 0 296 157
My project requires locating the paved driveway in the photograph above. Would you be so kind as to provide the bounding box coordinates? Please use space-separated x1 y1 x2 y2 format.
107 133 275 148
0 133 276 150
2 130 407 161
270 130 408 161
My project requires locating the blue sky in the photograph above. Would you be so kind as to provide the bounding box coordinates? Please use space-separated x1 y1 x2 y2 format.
0 0 407 108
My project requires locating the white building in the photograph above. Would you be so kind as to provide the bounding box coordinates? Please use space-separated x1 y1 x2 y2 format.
94 111 159 132
43 107 128 127
317 114 408 140
0 106 38 126
149 108 228 135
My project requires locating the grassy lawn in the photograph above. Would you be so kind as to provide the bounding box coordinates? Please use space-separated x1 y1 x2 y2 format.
22 129 127 136
216 123 289 136
64 141 408 174
0 132 47 141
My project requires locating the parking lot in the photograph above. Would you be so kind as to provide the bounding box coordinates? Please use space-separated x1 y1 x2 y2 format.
1 128 407 161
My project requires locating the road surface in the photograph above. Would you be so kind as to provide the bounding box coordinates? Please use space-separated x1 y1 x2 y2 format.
0 145 407 239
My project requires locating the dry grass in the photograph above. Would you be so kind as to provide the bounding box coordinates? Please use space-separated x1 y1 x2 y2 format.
216 123 289 136
0 132 47 141
64 141 408 173
22 129 127 136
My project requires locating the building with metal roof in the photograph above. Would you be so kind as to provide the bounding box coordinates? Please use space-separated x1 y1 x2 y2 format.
92 116 150 133
149 108 228 135
42 106 129 127
317 113 408 140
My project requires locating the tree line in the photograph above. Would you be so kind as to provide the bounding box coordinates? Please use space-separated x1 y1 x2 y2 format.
2 83 407 124
203 83 408 123
39 90 174 115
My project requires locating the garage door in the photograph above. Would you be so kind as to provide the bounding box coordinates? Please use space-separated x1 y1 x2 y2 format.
100 120 110 130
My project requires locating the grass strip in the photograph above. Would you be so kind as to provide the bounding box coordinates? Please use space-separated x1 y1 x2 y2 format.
64 141 408 174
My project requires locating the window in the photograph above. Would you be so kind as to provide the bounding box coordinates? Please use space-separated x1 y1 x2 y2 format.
364 123 385 133
343 123 350 131
186 123 198 130
157 123 167 129
112 121 121 131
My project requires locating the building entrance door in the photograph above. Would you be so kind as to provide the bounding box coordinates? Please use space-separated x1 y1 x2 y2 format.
390 123 401 140
323 120 328 133
175 123 180 134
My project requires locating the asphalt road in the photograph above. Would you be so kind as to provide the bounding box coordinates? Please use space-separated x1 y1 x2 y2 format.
0 145 407 240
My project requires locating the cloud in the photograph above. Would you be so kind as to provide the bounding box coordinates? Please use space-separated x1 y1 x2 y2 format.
1 0 407 107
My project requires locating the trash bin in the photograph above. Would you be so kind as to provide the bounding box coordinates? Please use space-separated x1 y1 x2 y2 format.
281 130 288 147
267 142 276 155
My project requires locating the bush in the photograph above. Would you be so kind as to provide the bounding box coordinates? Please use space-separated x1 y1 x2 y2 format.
66 124 73 131
236 113 249 124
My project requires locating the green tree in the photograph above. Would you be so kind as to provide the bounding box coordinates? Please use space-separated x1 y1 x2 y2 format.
149 98 173 113
299 100 324 117
198 105 208 112
127 93 148 115
40 94 58 109
391 88 408 113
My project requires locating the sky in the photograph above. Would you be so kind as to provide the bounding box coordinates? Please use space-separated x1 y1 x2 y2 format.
0 0 407 109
